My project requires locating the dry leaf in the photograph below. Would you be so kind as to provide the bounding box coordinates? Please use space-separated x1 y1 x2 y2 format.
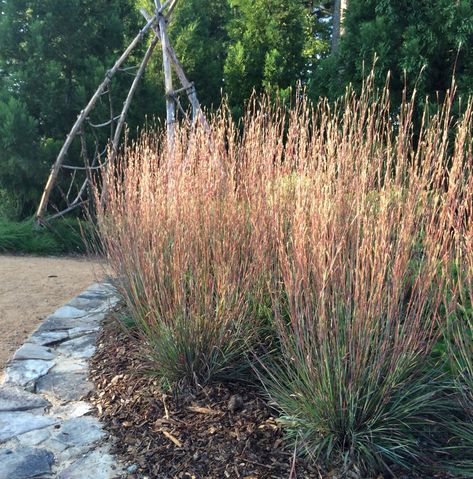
187 405 218 415
161 429 183 447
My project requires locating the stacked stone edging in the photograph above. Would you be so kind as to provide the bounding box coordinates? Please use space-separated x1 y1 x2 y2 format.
0 283 125 479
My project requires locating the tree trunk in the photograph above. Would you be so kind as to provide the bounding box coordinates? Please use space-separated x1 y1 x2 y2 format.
331 0 347 53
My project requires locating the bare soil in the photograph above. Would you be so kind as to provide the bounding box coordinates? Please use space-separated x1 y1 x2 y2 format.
0 254 104 370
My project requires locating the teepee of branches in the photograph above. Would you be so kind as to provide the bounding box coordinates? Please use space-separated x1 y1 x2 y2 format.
35 0 206 225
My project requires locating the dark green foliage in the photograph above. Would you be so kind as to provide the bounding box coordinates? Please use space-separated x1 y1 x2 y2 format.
169 0 230 109
224 0 313 114
0 96 42 217
0 217 90 254
0 0 143 218
312 0 473 104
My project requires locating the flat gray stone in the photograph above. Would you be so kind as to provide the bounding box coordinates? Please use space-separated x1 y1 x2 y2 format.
14 343 55 361
0 386 50 412
0 447 54 479
67 325 101 339
40 437 68 453
57 334 96 359
3 360 54 388
36 372 94 402
58 448 121 479
0 412 57 443
16 427 51 447
50 401 92 419
29 330 69 346
52 305 87 319
86 282 116 295
67 296 108 312
36 314 103 333
76 291 110 302
52 356 88 374
53 417 105 448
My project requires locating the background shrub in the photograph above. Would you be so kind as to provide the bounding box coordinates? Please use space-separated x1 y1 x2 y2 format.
0 217 89 255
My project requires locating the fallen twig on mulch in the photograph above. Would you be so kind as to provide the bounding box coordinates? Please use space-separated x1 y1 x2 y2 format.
88 318 321 479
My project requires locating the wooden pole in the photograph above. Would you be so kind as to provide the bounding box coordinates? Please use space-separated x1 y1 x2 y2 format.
140 7 207 127
35 15 156 223
110 35 159 164
149 2 175 152
99 35 159 207
165 45 206 126
164 0 179 19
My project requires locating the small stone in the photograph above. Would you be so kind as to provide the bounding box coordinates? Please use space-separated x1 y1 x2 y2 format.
36 371 94 402
53 417 105 448
76 292 109 301
0 412 57 443
52 305 87 319
51 401 92 419
127 464 139 473
0 447 54 479
227 394 244 413
3 359 55 389
67 296 108 312
107 296 121 308
51 356 89 374
68 325 101 339
0 386 50 412
36 314 103 333
14 343 55 361
86 282 116 296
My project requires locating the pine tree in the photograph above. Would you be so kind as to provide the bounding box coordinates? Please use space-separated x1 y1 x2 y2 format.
312 0 473 105
0 0 142 217
223 0 310 114
169 0 230 109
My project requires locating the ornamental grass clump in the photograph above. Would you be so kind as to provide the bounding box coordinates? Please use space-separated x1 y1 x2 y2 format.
94 81 472 474
260 84 473 475
94 111 273 390
446 104 473 417
442 104 473 476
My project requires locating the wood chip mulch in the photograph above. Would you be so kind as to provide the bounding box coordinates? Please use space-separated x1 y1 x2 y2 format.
88 318 321 479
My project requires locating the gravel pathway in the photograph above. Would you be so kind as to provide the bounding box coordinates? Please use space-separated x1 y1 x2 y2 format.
0 282 125 479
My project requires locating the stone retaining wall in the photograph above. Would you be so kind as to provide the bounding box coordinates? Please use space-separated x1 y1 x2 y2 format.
0 283 125 479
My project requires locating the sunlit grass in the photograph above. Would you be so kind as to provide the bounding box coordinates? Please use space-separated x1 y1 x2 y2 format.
93 80 473 474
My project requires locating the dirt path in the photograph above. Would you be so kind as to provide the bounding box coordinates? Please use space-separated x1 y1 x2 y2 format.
0 255 105 371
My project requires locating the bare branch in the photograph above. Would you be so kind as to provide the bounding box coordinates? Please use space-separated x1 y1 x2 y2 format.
35 14 156 222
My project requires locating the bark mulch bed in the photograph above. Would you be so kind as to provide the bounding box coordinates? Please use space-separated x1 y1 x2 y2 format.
88 318 322 479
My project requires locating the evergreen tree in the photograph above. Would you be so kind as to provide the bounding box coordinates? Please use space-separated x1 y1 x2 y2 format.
312 0 473 105
169 0 230 109
0 0 142 217
223 0 312 114
0 95 40 217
